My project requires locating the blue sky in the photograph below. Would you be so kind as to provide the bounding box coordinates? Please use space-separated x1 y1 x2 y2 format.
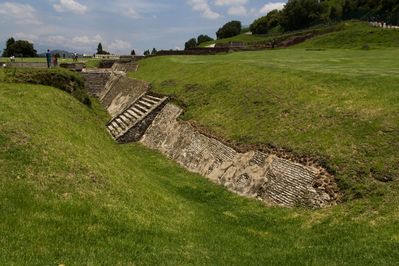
0 0 286 55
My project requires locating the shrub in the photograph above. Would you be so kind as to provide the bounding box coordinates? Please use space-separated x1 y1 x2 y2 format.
197 35 214 45
250 10 282 34
185 38 197 49
5 68 91 107
216 21 242 39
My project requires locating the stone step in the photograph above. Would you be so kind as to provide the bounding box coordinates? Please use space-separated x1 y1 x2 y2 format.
106 92 168 140
137 100 152 109
146 95 163 101
134 103 148 113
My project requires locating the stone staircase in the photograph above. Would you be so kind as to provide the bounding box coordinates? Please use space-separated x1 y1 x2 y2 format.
106 92 168 143
81 69 112 97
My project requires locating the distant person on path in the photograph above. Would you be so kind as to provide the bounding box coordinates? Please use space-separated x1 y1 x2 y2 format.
73 52 78 62
46 49 51 68
52 54 59 67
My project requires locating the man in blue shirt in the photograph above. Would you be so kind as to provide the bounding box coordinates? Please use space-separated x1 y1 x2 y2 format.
45 49 51 68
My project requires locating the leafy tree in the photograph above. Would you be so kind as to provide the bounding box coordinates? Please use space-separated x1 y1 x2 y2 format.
131 49 136 55
280 0 325 31
185 38 197 50
151 48 157 55
2 37 16 57
97 43 103 54
96 43 110 55
143 50 150 56
216 21 242 39
197 34 214 45
4 40 37 57
250 10 282 34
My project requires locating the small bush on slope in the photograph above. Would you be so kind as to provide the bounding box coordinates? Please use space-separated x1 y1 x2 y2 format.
4 68 91 106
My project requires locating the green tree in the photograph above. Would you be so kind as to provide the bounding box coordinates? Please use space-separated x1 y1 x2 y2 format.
216 21 242 39
185 38 197 50
143 50 150 56
131 49 136 56
5 40 37 57
280 0 325 31
97 43 103 54
151 48 157 55
250 10 282 34
2 37 16 57
197 35 214 45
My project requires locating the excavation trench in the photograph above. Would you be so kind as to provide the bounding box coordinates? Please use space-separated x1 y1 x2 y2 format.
82 63 339 208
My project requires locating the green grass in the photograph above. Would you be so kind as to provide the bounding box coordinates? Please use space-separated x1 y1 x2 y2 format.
300 21 399 49
199 22 342 47
131 48 399 199
0 77 398 265
200 21 399 49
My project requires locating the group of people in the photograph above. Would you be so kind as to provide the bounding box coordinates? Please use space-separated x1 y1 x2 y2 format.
45 49 59 68
45 50 79 68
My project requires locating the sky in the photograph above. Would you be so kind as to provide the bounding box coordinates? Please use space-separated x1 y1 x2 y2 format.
0 0 287 55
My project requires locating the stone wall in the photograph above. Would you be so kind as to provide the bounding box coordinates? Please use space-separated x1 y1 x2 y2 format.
100 72 149 117
81 69 111 97
140 104 336 208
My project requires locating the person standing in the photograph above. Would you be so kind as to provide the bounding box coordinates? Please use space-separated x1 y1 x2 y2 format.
46 49 51 68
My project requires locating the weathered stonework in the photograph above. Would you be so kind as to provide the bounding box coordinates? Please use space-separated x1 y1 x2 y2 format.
84 63 338 208
81 69 111 97
140 104 335 208
100 72 149 117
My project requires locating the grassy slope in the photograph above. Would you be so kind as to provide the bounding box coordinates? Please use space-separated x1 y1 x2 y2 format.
299 21 399 49
131 49 399 199
199 23 342 47
0 77 398 264
200 21 399 49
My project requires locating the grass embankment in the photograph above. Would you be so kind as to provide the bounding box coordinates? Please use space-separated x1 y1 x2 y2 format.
131 49 399 199
0 71 398 264
201 21 399 49
300 21 399 49
199 22 343 47
4 68 91 106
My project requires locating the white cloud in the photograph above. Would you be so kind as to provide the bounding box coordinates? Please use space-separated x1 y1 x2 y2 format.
227 5 247 16
187 0 221 20
14 33 39 43
259 2 285 15
214 0 248 6
53 0 87 15
0 2 41 25
108 40 132 53
124 8 141 19
71 34 102 45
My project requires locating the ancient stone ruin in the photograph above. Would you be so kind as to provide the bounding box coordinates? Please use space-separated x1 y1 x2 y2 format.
83 62 339 208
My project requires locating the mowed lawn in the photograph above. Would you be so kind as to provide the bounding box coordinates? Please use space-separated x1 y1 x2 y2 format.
131 48 399 199
0 77 398 265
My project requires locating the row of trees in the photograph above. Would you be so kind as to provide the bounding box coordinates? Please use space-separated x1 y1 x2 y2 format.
2 37 37 57
250 0 399 35
143 48 157 56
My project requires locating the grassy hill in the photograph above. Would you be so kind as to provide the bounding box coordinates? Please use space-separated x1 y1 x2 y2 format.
0 69 398 264
200 21 399 49
300 21 399 49
131 48 399 200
